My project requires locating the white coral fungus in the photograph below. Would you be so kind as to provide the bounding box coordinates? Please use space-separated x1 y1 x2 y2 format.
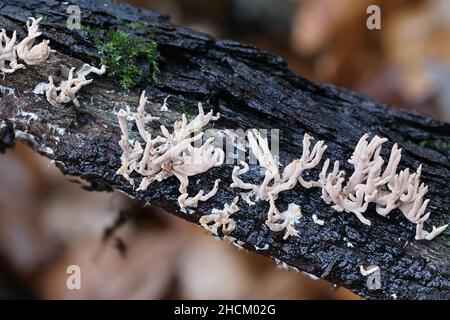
0 29 25 74
1 17 53 75
317 133 448 240
312 214 325 226
16 17 54 65
38 64 106 107
199 196 239 235
117 91 224 208
231 129 326 238
267 199 302 240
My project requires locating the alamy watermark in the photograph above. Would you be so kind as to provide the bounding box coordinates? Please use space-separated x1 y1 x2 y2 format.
66 264 81 290
183 128 280 166
66 5 81 30
366 5 381 30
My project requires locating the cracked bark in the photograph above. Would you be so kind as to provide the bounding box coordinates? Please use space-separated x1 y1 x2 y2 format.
1 0 449 300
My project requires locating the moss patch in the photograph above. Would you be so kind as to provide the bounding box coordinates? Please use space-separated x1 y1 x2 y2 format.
436 234 450 248
180 101 194 122
80 23 100 36
127 21 149 31
81 22 160 91
419 139 450 149
98 30 160 90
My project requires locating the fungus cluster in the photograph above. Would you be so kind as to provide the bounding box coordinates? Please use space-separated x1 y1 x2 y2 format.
115 103 446 241
16 17 53 65
0 29 24 74
231 129 326 238
37 64 106 107
0 17 52 75
116 92 224 208
200 196 239 236
317 134 448 240
2 17 103 107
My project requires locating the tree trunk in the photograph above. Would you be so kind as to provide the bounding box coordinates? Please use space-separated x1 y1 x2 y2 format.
1 0 449 300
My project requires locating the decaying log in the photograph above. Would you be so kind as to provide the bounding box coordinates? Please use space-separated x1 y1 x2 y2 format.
1 0 449 300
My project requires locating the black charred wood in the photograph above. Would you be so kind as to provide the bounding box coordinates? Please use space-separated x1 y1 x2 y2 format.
0 0 449 300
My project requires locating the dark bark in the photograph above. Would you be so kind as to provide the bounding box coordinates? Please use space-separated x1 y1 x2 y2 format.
1 0 449 300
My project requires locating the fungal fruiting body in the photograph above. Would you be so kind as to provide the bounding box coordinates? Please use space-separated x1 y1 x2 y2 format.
267 199 302 240
16 17 54 65
200 196 239 235
38 64 106 107
160 95 170 112
312 214 325 225
0 29 25 74
317 133 448 240
1 17 52 75
117 92 224 208
231 129 326 238
1 17 102 107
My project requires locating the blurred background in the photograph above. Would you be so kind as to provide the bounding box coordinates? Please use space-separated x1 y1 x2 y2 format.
1 0 450 299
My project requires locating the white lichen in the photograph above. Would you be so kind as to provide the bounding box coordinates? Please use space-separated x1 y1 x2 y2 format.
317 133 448 240
19 111 39 123
231 129 326 239
0 84 16 97
116 91 224 208
199 196 239 235
47 124 66 136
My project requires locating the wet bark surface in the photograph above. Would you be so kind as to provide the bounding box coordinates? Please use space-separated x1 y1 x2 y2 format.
1 0 449 300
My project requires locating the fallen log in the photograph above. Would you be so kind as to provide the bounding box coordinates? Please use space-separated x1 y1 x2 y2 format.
0 0 449 300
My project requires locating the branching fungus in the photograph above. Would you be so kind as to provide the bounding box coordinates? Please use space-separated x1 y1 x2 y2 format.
16 17 54 65
231 129 326 238
267 198 303 240
37 64 106 107
317 133 448 240
199 196 239 235
117 92 224 208
0 29 25 74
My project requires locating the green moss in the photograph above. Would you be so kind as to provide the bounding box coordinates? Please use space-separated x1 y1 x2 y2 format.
98 30 160 90
180 102 194 122
436 234 450 248
39 15 51 24
80 22 160 91
419 139 450 149
127 21 149 30
80 24 100 36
